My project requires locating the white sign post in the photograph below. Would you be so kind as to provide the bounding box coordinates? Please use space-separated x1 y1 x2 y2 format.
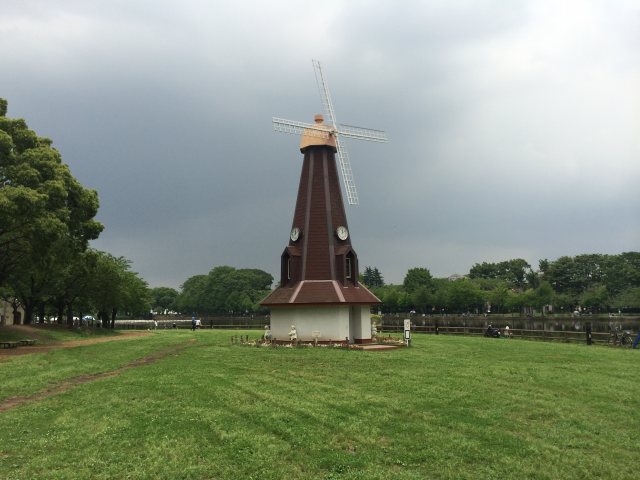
404 319 411 347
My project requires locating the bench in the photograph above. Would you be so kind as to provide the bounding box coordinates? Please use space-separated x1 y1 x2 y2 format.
0 341 20 349
19 339 37 346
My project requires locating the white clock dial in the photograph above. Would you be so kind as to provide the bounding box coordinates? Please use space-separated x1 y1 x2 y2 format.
336 226 349 241
290 227 301 242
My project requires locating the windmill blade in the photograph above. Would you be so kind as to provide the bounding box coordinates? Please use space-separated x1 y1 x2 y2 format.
272 117 332 139
335 137 359 206
312 59 338 127
313 60 360 205
337 124 388 143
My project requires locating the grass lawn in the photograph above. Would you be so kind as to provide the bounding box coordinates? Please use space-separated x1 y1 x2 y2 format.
0 330 638 479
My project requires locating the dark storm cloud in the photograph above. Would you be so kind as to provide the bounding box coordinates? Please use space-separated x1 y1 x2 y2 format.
2 0 638 287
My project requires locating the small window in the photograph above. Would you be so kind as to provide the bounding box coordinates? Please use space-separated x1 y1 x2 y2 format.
287 258 292 280
346 257 352 279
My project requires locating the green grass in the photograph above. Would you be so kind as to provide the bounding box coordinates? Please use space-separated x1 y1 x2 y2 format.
0 330 638 479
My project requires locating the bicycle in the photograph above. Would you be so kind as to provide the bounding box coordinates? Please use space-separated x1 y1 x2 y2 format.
608 327 634 347
619 330 634 348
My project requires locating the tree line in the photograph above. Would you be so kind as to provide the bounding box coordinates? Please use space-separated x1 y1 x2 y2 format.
366 254 640 315
149 266 273 317
0 99 149 325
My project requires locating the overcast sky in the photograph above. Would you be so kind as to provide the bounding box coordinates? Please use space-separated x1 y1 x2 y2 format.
2 0 639 288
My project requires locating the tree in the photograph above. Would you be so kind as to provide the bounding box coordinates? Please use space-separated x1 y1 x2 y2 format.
505 290 527 314
175 275 208 315
403 267 433 294
372 285 409 314
469 259 532 290
602 252 640 296
88 252 149 327
611 287 640 310
411 286 433 314
487 282 510 313
362 266 384 288
176 266 273 315
0 99 102 322
530 282 555 313
150 287 179 313
445 278 483 313
49 249 99 326
580 285 610 313
542 253 640 299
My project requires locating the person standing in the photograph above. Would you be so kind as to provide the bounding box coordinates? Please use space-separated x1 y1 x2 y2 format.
191 315 197 331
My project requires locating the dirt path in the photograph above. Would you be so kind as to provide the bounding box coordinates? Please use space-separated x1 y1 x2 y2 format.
0 339 196 413
0 326 151 357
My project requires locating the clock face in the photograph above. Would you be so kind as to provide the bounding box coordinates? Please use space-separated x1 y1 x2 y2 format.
290 227 301 242
336 225 349 241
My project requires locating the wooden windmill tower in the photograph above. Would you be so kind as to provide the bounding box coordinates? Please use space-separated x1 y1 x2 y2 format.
261 60 387 343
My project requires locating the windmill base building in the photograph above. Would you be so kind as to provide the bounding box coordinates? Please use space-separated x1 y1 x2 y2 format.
261 115 381 343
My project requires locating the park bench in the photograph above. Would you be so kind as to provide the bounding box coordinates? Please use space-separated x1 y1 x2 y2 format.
0 341 20 349
19 339 37 346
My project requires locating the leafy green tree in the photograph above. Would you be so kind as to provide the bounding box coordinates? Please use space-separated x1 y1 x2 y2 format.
50 249 99 325
431 279 450 313
176 267 273 315
372 285 409 314
487 282 510 313
175 275 208 315
88 252 149 327
445 278 484 313
505 290 527 314
120 270 151 318
552 292 573 313
530 282 555 313
602 252 640 296
611 287 640 310
0 99 102 322
580 285 610 313
403 267 433 294
469 259 531 290
542 252 640 300
411 286 433 314
150 287 179 313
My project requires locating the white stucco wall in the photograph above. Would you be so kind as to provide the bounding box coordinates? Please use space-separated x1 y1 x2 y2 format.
351 306 372 340
270 305 372 342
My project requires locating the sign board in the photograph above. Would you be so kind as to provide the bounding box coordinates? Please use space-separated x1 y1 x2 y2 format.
403 319 411 346
312 331 321 339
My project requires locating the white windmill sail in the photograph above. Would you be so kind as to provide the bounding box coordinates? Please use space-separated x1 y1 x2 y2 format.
272 60 388 206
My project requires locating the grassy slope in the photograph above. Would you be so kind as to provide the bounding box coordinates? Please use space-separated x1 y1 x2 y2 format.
0 325 120 344
0 331 638 480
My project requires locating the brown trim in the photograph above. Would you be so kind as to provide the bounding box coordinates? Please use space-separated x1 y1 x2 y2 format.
323 149 336 280
301 154 314 280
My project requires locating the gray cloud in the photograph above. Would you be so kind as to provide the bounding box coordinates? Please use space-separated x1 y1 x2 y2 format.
2 0 638 287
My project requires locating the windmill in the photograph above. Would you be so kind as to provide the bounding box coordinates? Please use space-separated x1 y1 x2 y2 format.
261 60 387 344
272 59 388 205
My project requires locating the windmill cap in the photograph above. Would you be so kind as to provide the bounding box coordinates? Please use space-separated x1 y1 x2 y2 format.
300 114 337 152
